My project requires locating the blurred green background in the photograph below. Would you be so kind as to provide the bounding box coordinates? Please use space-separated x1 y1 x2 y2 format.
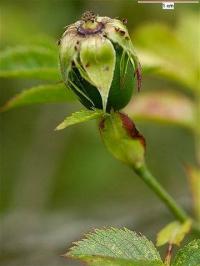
0 1 199 265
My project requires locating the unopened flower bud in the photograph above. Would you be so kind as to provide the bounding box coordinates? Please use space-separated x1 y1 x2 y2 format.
59 11 141 112
99 112 145 168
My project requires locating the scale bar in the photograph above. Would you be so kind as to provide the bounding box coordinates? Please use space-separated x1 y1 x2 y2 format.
138 1 199 2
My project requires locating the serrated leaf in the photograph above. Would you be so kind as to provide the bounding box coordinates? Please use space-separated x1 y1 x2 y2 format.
1 83 75 112
55 109 104 130
124 91 195 130
157 220 192 247
79 256 163 266
66 227 163 266
0 46 59 80
172 239 200 266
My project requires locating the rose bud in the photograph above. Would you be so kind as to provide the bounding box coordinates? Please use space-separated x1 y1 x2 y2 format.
59 11 141 112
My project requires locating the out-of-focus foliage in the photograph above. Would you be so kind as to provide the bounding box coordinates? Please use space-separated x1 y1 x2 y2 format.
1 84 75 112
124 12 199 132
124 91 195 130
186 166 200 222
133 12 199 92
0 46 59 80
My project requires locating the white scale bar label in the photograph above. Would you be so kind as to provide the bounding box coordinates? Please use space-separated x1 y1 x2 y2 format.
162 2 175 8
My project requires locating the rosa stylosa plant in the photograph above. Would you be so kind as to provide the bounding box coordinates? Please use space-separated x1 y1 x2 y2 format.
0 10 199 266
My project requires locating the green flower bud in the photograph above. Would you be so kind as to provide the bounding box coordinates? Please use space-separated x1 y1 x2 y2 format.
59 11 141 112
99 112 145 168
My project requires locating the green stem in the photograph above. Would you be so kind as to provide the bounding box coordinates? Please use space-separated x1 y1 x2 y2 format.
134 164 200 236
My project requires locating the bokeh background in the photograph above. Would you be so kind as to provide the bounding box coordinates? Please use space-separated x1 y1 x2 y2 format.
0 1 199 265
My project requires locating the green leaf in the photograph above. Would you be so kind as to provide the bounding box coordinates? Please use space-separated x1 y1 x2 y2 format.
172 239 200 266
55 109 104 130
157 220 192 247
0 46 59 80
66 227 163 266
124 91 195 130
77 257 163 266
1 83 75 112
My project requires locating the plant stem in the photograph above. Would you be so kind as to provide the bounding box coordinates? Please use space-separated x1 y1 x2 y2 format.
133 164 200 236
164 244 173 266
